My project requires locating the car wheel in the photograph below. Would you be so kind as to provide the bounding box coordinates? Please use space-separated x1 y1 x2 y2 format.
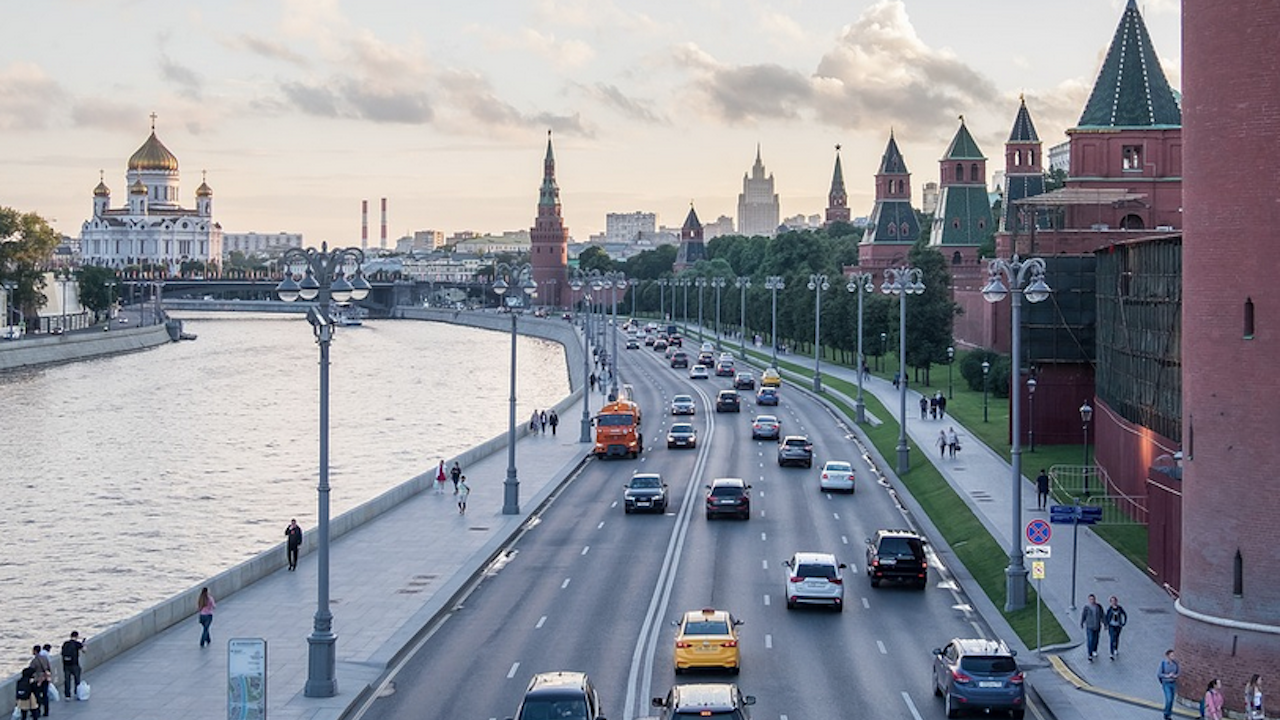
934 672 943 697
786 598 795 610
1012 711 1025 720
917 579 928 590
674 666 684 676
668 443 675 449
730 665 740 676
834 602 844 613
805 460 812 468
870 577 880 588
624 506 632 514
706 512 713 520
944 691 958 718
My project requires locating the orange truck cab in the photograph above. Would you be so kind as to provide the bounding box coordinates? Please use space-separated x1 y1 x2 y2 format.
594 399 644 459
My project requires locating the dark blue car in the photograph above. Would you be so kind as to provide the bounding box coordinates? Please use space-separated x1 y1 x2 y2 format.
932 638 1025 719
756 387 779 406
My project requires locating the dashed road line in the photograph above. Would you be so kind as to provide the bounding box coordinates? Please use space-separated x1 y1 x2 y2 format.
507 662 520 679
536 616 546 629
561 578 571 589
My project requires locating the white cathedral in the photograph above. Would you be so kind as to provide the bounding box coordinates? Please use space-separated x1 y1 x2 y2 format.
80 117 223 272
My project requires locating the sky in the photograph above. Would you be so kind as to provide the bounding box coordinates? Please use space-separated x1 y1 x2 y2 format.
1 0 1181 246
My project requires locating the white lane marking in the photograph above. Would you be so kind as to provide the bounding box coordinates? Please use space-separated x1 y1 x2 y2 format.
833 512 840 520
971 621 986 637
762 560 768 570
765 634 773 649
760 510 766 518
862 597 870 609
760 532 767 541
507 662 520 679
902 691 924 720
841 535 849 545
536 616 547 629
763 595 770 606
582 546 590 556
598 521 605 529
561 578 571 589
877 640 887 655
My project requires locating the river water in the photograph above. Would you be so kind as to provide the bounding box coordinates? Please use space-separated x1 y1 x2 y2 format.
0 313 568 677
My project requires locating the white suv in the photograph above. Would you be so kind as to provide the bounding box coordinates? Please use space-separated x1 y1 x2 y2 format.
784 552 846 611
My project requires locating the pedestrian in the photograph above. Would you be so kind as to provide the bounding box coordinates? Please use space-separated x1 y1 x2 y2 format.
435 460 448 494
861 362 870 381
929 395 938 419
1157 648 1180 720
529 409 539 432
16 667 39 720
549 410 559 436
893 371 900 389
1036 469 1051 510
450 461 462 494
937 392 947 418
947 427 959 459
589 372 597 391
1080 594 1104 661
937 430 948 459
457 476 470 514
539 410 548 434
28 645 50 717
284 519 303 571
40 644 56 700
1104 595 1127 659
1202 679 1224 720
60 632 85 702
920 396 929 420
1245 675 1265 720
197 587 216 648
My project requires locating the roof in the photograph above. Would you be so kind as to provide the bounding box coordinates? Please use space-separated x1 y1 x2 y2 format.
129 130 179 172
682 608 731 622
943 118 985 160
792 551 838 564
950 638 1013 657
1008 97 1040 143
1012 187 1148 207
525 671 589 694
931 186 994 246
682 205 702 232
1077 0 1181 128
829 148 847 196
877 132 909 174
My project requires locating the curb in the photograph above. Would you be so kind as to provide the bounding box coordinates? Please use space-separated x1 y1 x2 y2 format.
1046 655 1199 717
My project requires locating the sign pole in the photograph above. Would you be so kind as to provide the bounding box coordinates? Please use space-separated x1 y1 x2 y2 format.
1069 496 1080 612
1037 577 1043 654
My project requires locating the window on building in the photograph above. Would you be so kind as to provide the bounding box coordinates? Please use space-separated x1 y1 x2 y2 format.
900 222 909 236
970 164 980 182
1122 145 1143 171
952 251 962 264
1120 214 1145 230
1014 150 1023 166
887 224 896 237
1244 297 1255 340
1029 150 1036 166
954 163 963 182
952 218 961 229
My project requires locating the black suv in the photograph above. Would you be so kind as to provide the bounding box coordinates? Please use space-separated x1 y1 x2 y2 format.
865 529 928 589
670 351 690 369
715 390 741 413
651 683 755 720
705 478 751 520
776 435 813 468
507 671 606 720
624 473 668 514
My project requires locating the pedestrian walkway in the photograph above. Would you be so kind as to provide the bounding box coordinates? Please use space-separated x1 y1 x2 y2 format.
42 393 592 720
753 349 1197 719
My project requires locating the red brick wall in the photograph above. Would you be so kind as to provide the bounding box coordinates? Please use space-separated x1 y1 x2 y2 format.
1177 0 1280 712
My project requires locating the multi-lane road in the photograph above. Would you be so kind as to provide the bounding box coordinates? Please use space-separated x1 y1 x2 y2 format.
357 332 1041 720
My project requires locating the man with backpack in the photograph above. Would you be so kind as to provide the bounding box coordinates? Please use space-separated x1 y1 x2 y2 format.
61 631 85 701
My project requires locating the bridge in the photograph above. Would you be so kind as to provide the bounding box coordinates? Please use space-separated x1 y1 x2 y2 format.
152 278 493 316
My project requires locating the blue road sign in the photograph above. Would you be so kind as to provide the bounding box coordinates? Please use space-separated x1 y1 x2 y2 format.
1050 505 1102 525
1081 506 1103 520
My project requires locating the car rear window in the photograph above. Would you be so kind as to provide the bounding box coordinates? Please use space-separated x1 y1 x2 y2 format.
960 656 1019 674
826 462 852 472
879 537 923 556
684 620 730 635
796 563 837 579
519 698 588 720
784 438 808 447
673 713 740 720
710 486 742 497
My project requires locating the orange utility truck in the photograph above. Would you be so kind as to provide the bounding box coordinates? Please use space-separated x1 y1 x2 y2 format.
594 398 644 459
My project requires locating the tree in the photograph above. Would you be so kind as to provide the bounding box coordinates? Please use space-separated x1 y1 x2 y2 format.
901 242 959 378
76 265 119 318
577 245 615 274
0 206 61 321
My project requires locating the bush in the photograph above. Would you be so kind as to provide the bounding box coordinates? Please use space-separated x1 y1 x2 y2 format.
960 350 1011 398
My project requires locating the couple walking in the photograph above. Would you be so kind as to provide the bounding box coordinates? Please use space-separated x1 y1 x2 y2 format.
935 428 960 459
1079 594 1127 662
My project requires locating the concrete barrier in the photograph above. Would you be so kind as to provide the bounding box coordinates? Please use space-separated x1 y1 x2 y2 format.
0 323 171 372
0 309 588 701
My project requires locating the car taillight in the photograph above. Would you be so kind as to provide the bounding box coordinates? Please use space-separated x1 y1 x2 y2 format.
1010 672 1024 685
790 576 802 583
821 473 829 479
675 641 692 648
721 640 737 648
921 561 928 570
805 445 813 451
951 669 972 685
830 577 842 585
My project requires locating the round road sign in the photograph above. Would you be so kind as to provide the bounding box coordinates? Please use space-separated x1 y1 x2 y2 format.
1026 519 1052 545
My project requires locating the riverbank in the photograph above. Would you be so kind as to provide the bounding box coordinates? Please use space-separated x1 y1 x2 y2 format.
0 321 171 372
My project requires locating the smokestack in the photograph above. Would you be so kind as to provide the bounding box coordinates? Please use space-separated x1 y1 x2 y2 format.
361 200 368 250
380 197 388 249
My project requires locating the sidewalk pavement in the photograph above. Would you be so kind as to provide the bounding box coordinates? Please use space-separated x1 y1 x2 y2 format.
763 351 1197 720
49 393 593 720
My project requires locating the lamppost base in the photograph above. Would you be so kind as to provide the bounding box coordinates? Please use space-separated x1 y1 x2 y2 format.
502 474 520 515
304 631 338 698
812 375 822 393
855 399 866 424
579 418 592 443
896 444 910 475
1004 564 1029 612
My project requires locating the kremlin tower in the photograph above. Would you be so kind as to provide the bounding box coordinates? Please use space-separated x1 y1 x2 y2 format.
928 116 992 266
858 132 919 269
824 145 850 226
672 203 705 273
530 131 569 306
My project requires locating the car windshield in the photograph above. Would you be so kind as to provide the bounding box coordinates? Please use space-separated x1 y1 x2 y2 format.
684 620 730 635
825 462 852 473
960 656 1019 674
631 477 661 489
597 414 633 427
671 425 694 434
879 537 923 556
519 698 589 720
796 563 838 579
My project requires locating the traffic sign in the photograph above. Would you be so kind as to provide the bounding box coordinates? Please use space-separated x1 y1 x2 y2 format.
1026 519 1052 545
1025 545 1051 559
1050 505 1102 525
1031 561 1045 580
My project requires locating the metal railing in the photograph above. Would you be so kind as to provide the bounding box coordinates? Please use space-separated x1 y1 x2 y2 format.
1048 464 1148 525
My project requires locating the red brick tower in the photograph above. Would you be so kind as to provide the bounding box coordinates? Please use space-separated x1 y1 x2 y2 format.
858 132 918 270
1178 0 1280 711
673 203 705 272
824 145 850 226
531 131 568 306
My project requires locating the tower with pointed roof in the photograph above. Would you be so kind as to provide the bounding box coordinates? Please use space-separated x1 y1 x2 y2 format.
858 132 919 268
1000 97 1045 234
929 117 993 265
530 131 569 306
672 203 705 272
737 146 780 237
824 146 850 226
80 116 223 273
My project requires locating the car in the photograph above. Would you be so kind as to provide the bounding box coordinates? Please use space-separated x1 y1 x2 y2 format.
932 638 1026 719
665 346 677 359
654 339 668 351
671 351 689 368
506 671 606 720
50 326 66 336
733 372 756 390
645 335 657 346
705 478 751 519
755 387 779 406
865 529 929 589
669 335 683 347
784 552 847 611
624 472 669 513
750 415 781 440
719 351 734 361
819 460 856 493
671 394 697 415
777 435 813 467
689 364 710 380
714 359 735 377
700 341 716 353
667 423 698 449
626 338 640 349
760 367 781 387
697 351 715 367
651 683 756 720
673 608 743 673
714 390 741 413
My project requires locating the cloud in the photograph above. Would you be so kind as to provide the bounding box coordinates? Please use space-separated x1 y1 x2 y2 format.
486 28 595 69
578 83 666 124
672 43 813 123
279 81 343 118
435 68 592 137
226 34 310 67
69 97 147 133
160 53 204 100
534 0 664 34
0 62 66 131
755 8 807 46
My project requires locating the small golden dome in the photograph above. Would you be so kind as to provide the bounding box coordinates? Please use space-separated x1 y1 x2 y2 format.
94 180 111 197
128 131 179 172
130 179 147 195
196 170 212 197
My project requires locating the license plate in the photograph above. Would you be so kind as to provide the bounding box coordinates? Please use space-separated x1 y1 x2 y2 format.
979 681 1002 688
636 500 651 506
718 500 736 505
880 558 897 565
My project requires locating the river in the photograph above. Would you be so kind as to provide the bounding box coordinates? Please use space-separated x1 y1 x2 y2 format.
0 313 569 677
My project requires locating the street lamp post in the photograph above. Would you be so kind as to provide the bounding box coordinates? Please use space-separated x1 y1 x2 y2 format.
570 269 599 442
807 274 830 393
879 332 887 372
658 279 668 322
629 279 639 321
766 276 784 367
695 277 707 343
1027 377 1038 452
591 276 607 396
1080 400 1093 493
735 276 750 359
982 361 991 422
681 279 690 336
491 262 538 515
846 272 874 423
881 267 925 475
274 241 371 698
947 346 955 399
711 277 725 349
982 254 1053 613
605 271 626 398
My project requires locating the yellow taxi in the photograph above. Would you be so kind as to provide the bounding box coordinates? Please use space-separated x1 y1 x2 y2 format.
673 608 742 674
761 367 782 388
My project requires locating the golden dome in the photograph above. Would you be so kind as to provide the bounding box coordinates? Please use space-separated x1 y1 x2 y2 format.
196 170 212 197
130 179 147 195
94 180 110 197
128 131 179 172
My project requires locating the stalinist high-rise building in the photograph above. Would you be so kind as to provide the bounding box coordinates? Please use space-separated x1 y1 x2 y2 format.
737 146 780 237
